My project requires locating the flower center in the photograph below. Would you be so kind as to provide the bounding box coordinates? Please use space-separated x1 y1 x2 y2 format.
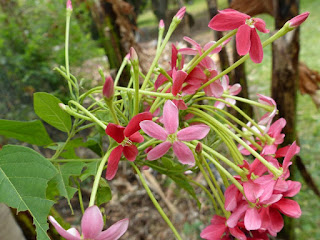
245 18 255 28
121 137 133 146
167 133 177 144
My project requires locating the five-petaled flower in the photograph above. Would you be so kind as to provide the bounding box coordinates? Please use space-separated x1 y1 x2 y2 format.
49 205 129 240
140 100 210 165
208 9 269 63
105 112 152 180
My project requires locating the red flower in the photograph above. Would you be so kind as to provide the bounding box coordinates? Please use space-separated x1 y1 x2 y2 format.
105 112 152 180
208 9 269 63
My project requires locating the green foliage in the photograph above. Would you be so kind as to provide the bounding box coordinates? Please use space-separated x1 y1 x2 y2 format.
96 178 112 206
0 119 52 145
34 92 72 133
48 162 85 212
0 145 57 240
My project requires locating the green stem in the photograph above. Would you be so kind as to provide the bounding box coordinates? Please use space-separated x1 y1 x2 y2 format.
69 100 107 130
89 149 113 207
106 100 120 125
114 57 129 87
115 86 173 99
130 162 182 240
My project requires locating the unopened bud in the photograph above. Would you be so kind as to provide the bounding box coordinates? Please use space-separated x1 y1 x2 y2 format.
195 142 202 154
129 47 138 63
66 0 73 11
175 7 186 20
59 103 67 110
159 19 165 29
288 12 310 28
103 76 114 99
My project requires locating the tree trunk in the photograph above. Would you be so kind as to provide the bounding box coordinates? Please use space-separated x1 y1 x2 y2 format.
272 1 299 239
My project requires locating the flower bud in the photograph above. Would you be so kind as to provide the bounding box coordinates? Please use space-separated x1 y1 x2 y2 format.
288 12 310 28
159 19 165 29
195 142 202 154
103 76 114 99
129 47 138 63
175 7 186 20
66 0 73 11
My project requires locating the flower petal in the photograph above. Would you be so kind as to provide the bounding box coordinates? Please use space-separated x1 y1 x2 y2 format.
106 145 124 180
177 124 210 141
208 9 249 31
244 207 261 230
172 69 188 96
81 206 104 239
129 131 144 143
172 141 195 165
249 29 263 63
140 120 168 140
48 216 81 240
105 123 125 143
163 100 179 134
272 198 301 218
124 112 153 137
96 218 129 240
254 18 270 33
123 145 138 161
236 24 251 56
147 141 172 160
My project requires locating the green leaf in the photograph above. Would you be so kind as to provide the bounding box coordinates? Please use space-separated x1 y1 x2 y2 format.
50 162 85 211
0 119 52 146
34 92 72 132
96 178 112 206
0 145 57 240
80 161 100 181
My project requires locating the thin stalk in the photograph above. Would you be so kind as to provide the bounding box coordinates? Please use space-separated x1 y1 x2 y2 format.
130 162 182 240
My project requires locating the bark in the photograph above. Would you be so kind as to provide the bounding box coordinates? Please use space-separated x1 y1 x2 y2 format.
272 1 299 239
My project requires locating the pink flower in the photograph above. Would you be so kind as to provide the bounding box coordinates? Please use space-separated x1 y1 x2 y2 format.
179 37 222 56
257 94 277 128
140 100 210 165
49 205 129 240
159 19 165 29
103 76 114 99
214 75 242 109
208 9 269 63
288 12 310 28
105 112 152 180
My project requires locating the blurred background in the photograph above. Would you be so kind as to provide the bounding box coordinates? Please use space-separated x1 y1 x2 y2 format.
0 0 319 239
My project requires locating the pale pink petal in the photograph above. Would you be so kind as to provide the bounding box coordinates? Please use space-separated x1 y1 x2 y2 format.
172 141 195 165
272 198 301 218
208 9 249 31
236 24 251 56
96 218 129 240
147 141 172 160
249 29 263 63
254 18 270 33
123 145 138 161
203 41 222 54
172 99 188 110
224 184 239 211
227 202 248 228
178 48 198 55
209 82 224 97
106 146 124 180
177 124 210 141
48 216 81 240
229 84 242 95
243 180 264 203
244 207 261 230
163 100 179 134
283 141 299 174
283 180 301 197
81 206 104 239
140 120 168 140
67 228 81 238
183 36 202 53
